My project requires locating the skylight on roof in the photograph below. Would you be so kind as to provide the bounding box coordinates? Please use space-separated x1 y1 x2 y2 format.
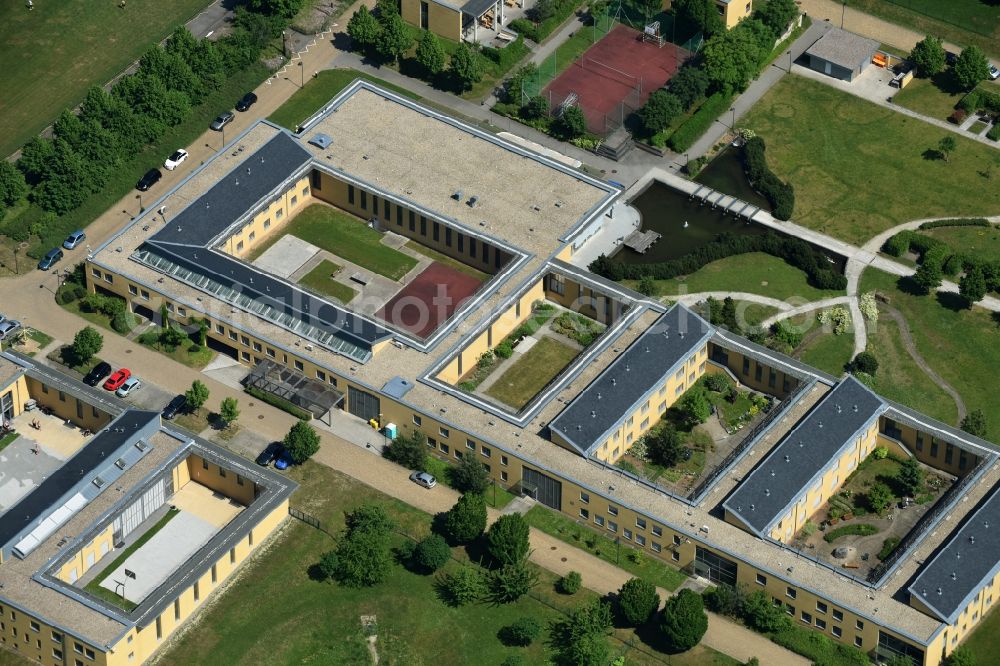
309 133 333 149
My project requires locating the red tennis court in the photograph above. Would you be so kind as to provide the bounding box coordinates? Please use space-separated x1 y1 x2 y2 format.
543 24 690 134
377 262 484 339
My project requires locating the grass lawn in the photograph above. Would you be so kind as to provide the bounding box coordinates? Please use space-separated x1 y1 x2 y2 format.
741 302 782 328
741 76 1000 245
921 225 1000 263
860 269 991 433
524 505 688 592
84 508 180 611
844 0 1000 60
247 205 417 280
156 462 730 666
172 408 212 435
404 241 490 281
137 331 215 370
969 120 990 134
484 336 579 410
795 331 854 377
0 650 32 666
0 0 210 158
963 602 1000 664
297 259 357 303
45 346 103 378
267 69 421 131
628 252 844 302
421 456 517 509
893 72 965 121
0 432 18 454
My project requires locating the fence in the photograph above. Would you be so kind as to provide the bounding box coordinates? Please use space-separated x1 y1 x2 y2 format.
520 11 617 104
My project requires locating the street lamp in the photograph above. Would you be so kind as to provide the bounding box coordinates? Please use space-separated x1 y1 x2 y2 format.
221 124 226 150
282 31 288 58
841 1 846 28
684 153 690 167
298 61 304 88
787 50 793 72
135 193 142 215
730 107 736 129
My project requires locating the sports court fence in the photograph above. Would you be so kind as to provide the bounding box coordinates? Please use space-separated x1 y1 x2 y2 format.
520 11 617 104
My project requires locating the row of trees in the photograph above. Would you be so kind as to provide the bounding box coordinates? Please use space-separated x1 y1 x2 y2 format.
6 0 296 251
910 35 991 91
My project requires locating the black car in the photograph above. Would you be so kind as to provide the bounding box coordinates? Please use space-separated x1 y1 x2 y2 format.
162 395 187 420
136 168 162 191
82 361 113 387
256 442 283 466
236 92 258 112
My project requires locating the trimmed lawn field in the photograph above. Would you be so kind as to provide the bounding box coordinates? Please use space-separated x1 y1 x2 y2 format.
742 302 782 328
861 269 986 433
628 252 844 302
795 330 854 377
485 336 579 410
0 0 210 158
893 73 965 121
248 205 417 281
155 462 733 666
742 76 1000 245
267 69 421 131
964 602 1000 664
921 225 1000 264
844 0 1000 59
297 259 357 303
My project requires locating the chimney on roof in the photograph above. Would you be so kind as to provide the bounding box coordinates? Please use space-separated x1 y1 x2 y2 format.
970 535 976 545
590 410 596 418
951 572 957 580
611 378 617 386
764 489 770 496
625 364 630 372
784 455 790 462
836 404 842 414
853 404 858 412
818 421 823 428
937 588 943 596
597 392 602 400
986 521 991 529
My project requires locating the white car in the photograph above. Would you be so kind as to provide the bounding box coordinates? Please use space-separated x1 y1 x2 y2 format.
990 64 1000 81
164 149 188 171
409 471 437 489
116 377 142 398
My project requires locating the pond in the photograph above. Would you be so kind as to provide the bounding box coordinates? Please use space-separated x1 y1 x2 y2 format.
696 145 770 209
615 177 767 264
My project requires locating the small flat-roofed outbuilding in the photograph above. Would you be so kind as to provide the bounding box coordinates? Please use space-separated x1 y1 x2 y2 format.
805 27 879 82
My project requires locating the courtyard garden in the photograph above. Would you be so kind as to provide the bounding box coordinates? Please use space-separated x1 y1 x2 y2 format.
794 328 855 378
741 76 1000 245
246 204 417 281
154 462 732 666
297 259 358 304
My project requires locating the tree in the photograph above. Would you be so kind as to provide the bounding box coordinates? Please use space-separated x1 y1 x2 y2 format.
501 617 542 646
489 563 538 603
549 600 613 666
867 481 894 515
960 266 987 305
953 45 990 91
439 564 486 606
247 0 305 18
660 589 708 652
961 409 988 438
414 533 451 572
912 258 943 293
383 431 427 469
283 419 321 463
70 327 103 365
558 570 582 594
0 161 27 207
678 387 711 428
616 578 660 626
897 457 924 496
944 646 975 666
754 0 797 36
636 0 661 22
443 492 488 543
702 26 764 91
415 30 446 77
334 528 392 587
347 6 381 52
33 139 91 214
505 63 537 104
219 397 240 427
17 136 55 185
316 549 339 579
376 12 412 64
850 351 879 376
184 379 210 412
646 426 684 467
554 105 586 140
668 65 710 109
637 275 657 296
909 35 946 77
639 90 682 134
671 0 724 36
449 43 485 92
451 455 490 494
938 135 956 162
487 513 530 567
524 94 549 119
721 296 739 331
741 589 790 633
346 503 395 535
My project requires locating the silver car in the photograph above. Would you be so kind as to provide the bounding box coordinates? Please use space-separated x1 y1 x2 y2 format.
210 111 235 131
409 471 437 489
116 377 142 398
0 320 21 340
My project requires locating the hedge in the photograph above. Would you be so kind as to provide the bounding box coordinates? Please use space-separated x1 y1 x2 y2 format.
667 92 734 153
589 231 846 290
959 87 1000 114
823 524 878 543
245 386 313 421
769 625 870 666
742 137 795 220
878 536 900 561
989 124 1000 142
917 218 990 230
508 0 582 44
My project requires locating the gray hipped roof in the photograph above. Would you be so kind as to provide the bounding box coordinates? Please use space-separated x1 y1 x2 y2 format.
805 27 880 70
723 377 886 535
548 304 712 455
909 479 1000 623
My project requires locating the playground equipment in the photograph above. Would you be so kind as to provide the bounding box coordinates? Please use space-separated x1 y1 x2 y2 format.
643 21 666 47
556 92 579 117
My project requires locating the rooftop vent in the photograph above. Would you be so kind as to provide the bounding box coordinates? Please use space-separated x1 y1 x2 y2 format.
467 196 479 208
590 411 596 418
836 404 842 414
452 190 463 201
853 404 858 412
308 133 333 149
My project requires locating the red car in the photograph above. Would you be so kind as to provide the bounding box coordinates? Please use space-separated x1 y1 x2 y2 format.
103 368 131 391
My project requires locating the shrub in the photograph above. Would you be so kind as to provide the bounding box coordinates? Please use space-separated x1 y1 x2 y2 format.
495 340 514 358
882 233 910 256
918 218 990 230
558 570 582 594
703 373 732 393
948 109 967 124
850 351 879 376
823 523 878 542
989 124 1000 142
245 386 313 420
668 92 734 152
383 431 427 469
500 617 541 646
413 534 451 572
488 564 538 604
500 656 526 666
438 565 486 606
742 136 795 220
878 536 901 561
